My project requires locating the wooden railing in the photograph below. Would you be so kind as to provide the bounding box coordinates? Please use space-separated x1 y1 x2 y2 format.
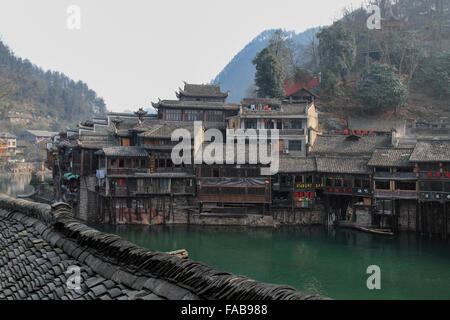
107 168 149 175
374 189 418 199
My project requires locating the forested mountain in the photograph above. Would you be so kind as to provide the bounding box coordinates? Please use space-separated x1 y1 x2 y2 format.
215 0 449 125
0 40 106 133
211 27 321 102
314 0 449 123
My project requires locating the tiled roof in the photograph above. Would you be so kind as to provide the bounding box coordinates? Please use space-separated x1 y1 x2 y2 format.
0 195 326 300
347 117 406 133
0 132 16 139
101 147 149 157
278 156 316 173
410 140 450 162
241 98 282 107
368 148 413 167
316 157 370 174
22 130 58 138
240 103 308 118
139 123 195 139
134 119 226 133
178 83 228 98
77 135 119 150
152 100 239 111
310 134 392 156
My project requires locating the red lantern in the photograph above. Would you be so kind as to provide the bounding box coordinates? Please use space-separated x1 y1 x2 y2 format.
363 130 368 135
348 188 352 192
427 172 432 177
300 192 304 197
294 192 299 197
328 188 332 192
344 129 349 135
445 172 450 178
343 188 346 192
335 188 339 193
310 192 315 198
119 179 123 185
436 172 442 177
356 130 362 135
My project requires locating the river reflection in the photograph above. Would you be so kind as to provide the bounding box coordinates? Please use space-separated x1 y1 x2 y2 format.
0 173 34 197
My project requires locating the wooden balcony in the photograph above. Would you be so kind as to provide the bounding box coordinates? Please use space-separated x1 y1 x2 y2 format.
107 168 149 176
198 185 270 203
419 192 450 202
374 189 418 199
323 187 372 197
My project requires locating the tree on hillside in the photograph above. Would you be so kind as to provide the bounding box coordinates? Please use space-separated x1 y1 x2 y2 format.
357 63 408 113
416 51 450 99
252 48 286 98
317 21 356 89
267 29 295 76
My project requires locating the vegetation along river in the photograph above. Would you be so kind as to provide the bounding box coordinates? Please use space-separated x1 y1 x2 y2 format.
1 175 449 299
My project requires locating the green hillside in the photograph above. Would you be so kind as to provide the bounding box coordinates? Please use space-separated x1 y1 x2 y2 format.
0 39 106 134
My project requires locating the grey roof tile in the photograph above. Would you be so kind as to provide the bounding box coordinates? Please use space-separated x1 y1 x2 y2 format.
410 140 450 162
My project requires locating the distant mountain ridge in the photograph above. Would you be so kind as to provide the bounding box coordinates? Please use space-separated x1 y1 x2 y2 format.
211 27 322 103
0 39 106 133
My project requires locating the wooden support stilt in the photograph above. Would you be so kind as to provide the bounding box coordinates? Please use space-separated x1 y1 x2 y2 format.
407 200 410 232
444 202 447 240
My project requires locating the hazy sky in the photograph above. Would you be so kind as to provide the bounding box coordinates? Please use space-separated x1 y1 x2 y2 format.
0 0 366 112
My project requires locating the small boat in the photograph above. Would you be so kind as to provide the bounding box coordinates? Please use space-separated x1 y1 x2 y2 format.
355 225 394 236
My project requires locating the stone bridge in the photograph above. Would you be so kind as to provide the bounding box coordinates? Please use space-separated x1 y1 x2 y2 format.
0 194 328 300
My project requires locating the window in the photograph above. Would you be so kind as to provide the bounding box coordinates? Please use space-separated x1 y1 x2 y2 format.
202 187 219 194
363 180 371 189
289 140 302 151
166 109 182 121
201 167 212 177
206 110 223 122
444 182 450 192
245 119 257 129
395 181 416 190
419 163 439 171
213 168 220 177
248 187 265 195
375 181 390 190
290 120 302 129
420 181 442 191
185 109 203 121
223 187 245 195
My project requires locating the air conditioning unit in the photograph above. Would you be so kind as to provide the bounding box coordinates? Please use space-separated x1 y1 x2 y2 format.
283 149 289 154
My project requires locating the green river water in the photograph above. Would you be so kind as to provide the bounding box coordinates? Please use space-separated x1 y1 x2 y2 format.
1 175 449 299
90 223 450 300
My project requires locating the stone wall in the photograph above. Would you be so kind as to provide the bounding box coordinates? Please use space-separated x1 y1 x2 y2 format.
77 175 98 221
272 204 326 226
187 214 275 227
355 207 371 226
